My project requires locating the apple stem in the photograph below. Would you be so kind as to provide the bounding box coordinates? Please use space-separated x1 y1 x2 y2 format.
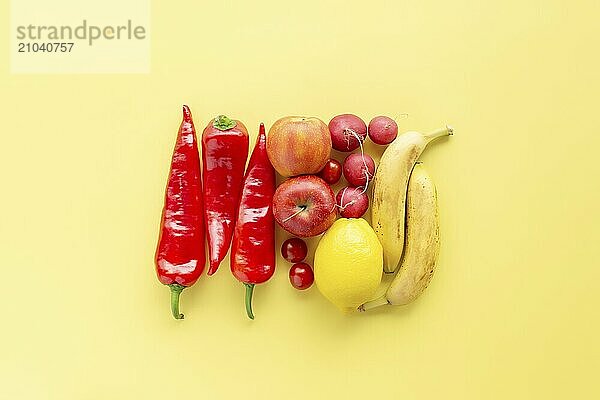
282 205 307 223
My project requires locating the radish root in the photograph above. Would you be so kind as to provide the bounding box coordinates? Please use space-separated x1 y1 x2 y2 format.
336 187 362 212
342 127 365 150
393 113 409 121
335 130 372 213
354 130 373 193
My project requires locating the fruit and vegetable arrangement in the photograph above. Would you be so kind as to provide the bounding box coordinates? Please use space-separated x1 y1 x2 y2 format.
155 106 452 319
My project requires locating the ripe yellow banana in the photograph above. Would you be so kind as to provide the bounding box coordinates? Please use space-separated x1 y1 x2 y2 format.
360 164 440 311
371 125 451 273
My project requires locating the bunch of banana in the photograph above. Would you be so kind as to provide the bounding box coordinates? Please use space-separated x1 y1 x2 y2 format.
371 126 451 273
360 164 440 310
361 126 451 310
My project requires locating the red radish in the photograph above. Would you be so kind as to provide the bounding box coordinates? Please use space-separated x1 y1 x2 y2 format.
368 116 398 145
343 153 376 187
281 238 308 263
328 114 367 152
289 262 314 290
318 158 342 185
336 186 369 218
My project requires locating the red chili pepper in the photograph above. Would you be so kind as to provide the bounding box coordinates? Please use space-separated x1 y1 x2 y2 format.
231 123 276 319
202 115 249 275
155 105 205 319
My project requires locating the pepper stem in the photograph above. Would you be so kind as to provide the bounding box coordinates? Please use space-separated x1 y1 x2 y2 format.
213 115 237 131
244 283 255 320
169 284 186 320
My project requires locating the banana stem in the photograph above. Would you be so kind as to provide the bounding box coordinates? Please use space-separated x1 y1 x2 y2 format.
358 295 390 312
424 125 453 142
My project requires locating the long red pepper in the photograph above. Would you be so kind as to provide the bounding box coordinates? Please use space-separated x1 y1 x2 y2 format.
155 106 205 319
202 115 249 275
230 123 276 319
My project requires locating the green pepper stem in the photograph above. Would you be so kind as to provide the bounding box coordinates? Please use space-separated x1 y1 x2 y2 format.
213 115 237 131
244 283 255 320
169 284 186 320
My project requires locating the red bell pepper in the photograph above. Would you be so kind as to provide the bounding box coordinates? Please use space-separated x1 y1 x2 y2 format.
155 105 205 319
202 115 249 275
231 123 276 319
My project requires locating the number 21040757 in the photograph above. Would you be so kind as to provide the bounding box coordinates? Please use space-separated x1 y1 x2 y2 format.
18 42 74 52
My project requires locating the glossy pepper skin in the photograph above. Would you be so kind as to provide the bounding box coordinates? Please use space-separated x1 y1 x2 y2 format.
155 106 205 319
231 123 276 319
202 115 249 275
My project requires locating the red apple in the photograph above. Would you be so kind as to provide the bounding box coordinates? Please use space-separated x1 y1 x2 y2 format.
273 175 337 237
267 116 331 177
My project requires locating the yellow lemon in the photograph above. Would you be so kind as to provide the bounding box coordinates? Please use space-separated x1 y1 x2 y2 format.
314 218 383 312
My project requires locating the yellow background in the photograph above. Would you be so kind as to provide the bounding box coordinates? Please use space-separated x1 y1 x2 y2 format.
1 1 599 399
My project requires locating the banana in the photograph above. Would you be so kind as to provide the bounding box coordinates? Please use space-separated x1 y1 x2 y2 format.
360 164 440 311
371 125 451 273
